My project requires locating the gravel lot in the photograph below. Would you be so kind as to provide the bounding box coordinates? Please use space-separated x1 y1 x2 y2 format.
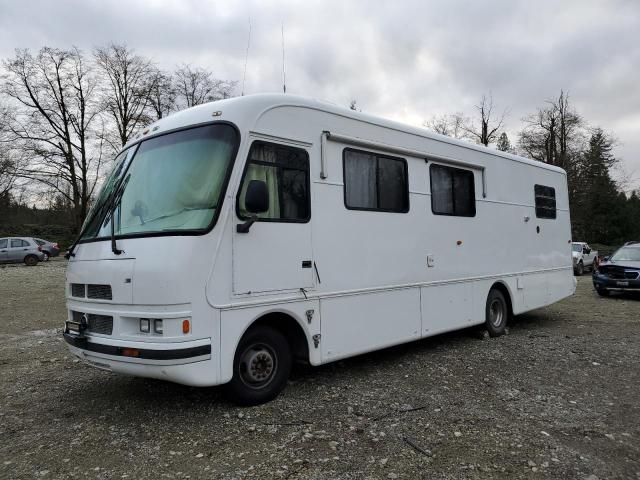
1 259 639 479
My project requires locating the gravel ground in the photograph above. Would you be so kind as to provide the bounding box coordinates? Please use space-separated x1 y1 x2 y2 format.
1 259 639 479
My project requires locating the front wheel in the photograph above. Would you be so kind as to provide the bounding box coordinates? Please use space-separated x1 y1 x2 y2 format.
485 289 508 337
575 261 584 276
224 326 292 406
595 287 610 297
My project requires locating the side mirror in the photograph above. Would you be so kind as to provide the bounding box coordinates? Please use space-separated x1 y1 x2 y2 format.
245 180 269 214
237 180 268 233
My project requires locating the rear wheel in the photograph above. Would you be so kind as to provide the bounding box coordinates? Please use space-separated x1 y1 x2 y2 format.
24 255 38 267
224 326 292 406
485 289 508 337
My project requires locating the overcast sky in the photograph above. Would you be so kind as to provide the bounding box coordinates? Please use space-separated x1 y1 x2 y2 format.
1 0 638 190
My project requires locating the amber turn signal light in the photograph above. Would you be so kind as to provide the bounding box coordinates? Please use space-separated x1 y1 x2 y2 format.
121 348 139 357
182 319 190 334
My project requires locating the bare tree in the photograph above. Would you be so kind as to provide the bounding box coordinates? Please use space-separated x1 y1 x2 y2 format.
94 43 157 147
2 47 105 228
518 90 582 170
148 68 176 120
424 113 469 139
174 64 236 108
462 94 508 146
0 103 19 197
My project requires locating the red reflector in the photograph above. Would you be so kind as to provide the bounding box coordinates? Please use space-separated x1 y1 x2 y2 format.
121 348 139 357
182 319 190 334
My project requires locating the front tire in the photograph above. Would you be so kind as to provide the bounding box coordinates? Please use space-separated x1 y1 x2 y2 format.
485 289 508 337
224 326 292 406
596 287 610 297
575 261 584 276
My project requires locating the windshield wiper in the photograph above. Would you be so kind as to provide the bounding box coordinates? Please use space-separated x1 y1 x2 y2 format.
140 205 216 226
109 175 131 255
65 192 116 259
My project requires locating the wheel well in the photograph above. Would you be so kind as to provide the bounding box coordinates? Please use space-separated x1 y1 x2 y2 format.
490 282 513 319
249 313 310 364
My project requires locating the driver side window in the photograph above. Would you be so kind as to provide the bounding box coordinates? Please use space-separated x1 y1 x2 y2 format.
237 141 310 223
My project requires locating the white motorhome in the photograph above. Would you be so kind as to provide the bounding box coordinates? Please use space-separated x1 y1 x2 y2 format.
64 94 575 404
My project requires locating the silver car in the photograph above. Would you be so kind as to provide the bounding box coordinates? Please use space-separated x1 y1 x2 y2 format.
0 237 46 266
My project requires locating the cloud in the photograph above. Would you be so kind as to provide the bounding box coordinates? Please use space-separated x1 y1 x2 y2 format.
1 0 638 189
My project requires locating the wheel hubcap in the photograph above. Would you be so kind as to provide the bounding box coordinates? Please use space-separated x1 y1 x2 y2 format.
489 299 504 327
239 344 277 388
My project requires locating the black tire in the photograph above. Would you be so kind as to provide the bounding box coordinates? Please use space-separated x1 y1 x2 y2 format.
485 289 508 337
596 288 610 297
224 326 292 406
24 255 39 267
575 261 584 276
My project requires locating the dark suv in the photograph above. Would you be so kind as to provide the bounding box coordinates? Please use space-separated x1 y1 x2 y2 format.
592 242 640 296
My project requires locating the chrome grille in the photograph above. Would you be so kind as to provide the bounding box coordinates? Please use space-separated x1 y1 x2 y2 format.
87 284 112 300
71 284 85 298
87 314 113 335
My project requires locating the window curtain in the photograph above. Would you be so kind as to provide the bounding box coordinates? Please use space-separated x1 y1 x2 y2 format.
239 144 281 219
431 166 453 214
345 151 377 209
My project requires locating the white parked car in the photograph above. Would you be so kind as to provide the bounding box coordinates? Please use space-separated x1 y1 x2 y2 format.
572 242 598 275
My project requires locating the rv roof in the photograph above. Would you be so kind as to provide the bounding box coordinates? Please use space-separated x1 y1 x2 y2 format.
126 93 566 175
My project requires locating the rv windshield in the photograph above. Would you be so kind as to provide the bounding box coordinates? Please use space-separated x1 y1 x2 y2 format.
81 124 238 240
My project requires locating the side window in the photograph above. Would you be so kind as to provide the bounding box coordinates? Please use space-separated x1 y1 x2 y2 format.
10 239 28 248
0 239 7 249
237 141 310 222
343 148 409 213
534 184 556 219
430 164 476 216
34 239 46 246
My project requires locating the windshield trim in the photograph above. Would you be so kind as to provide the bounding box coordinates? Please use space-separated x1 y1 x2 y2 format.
76 120 241 245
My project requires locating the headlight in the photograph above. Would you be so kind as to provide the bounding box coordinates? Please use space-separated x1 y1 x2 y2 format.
154 319 163 334
140 318 150 333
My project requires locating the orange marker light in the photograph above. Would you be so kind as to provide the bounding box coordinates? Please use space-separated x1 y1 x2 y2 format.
122 348 139 357
182 319 190 334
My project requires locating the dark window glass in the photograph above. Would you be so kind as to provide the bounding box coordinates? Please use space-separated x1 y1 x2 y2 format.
430 164 476 216
0 239 7 249
34 239 46 246
343 149 409 212
534 184 556 219
10 239 28 248
237 141 310 222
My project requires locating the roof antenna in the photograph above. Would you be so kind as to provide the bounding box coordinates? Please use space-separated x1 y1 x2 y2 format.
241 17 251 96
281 23 287 93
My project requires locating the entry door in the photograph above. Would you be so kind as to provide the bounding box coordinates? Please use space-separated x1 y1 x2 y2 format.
232 139 314 294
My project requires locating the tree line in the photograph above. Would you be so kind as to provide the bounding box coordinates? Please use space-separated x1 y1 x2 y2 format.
0 44 236 232
1 44 638 247
423 91 640 246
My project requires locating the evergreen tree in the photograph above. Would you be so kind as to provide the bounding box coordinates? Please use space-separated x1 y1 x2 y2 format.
573 129 622 244
496 132 512 152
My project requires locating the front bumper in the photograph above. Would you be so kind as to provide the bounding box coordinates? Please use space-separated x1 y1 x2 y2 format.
63 322 215 386
592 272 640 292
